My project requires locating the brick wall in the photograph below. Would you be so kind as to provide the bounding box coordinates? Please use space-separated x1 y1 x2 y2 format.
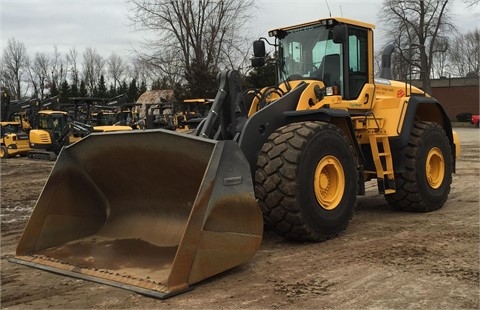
412 77 479 120
430 86 479 120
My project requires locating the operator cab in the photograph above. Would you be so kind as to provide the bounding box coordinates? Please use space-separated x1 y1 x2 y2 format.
1 122 23 136
252 17 374 101
37 111 69 139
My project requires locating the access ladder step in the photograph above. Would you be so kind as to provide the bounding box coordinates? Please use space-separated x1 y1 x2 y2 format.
368 132 395 194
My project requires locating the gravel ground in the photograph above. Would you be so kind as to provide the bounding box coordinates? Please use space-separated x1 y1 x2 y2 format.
1 125 478 309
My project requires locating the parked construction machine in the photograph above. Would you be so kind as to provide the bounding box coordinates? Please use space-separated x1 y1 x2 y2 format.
28 109 132 160
28 110 87 160
0 121 31 158
12 17 459 299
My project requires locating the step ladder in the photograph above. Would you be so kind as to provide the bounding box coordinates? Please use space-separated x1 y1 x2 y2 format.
368 131 396 194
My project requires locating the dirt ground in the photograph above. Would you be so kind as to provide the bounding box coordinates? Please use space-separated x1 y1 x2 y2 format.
1 126 479 309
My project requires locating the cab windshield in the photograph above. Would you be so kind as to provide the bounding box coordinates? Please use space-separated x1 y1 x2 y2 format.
38 114 67 132
1 124 21 136
278 24 342 88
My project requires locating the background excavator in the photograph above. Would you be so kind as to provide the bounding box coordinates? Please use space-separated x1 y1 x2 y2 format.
12 17 459 298
28 97 133 160
27 109 92 160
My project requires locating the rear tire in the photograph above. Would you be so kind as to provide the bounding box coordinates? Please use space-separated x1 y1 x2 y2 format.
254 121 357 242
385 121 453 211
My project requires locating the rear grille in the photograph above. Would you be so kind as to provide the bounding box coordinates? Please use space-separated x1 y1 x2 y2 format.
39 133 50 143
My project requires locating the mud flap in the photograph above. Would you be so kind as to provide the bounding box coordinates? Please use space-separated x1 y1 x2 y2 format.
11 129 263 299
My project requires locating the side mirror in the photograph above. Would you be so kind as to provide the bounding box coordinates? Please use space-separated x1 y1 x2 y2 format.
253 40 266 58
332 24 347 44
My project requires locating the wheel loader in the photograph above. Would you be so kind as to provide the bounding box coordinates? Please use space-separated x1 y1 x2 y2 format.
11 17 460 299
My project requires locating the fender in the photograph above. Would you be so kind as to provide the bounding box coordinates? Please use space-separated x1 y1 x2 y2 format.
282 108 365 168
390 95 456 173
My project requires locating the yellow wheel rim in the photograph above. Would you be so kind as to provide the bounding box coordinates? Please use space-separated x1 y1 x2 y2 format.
0 147 5 158
426 147 445 189
314 155 345 210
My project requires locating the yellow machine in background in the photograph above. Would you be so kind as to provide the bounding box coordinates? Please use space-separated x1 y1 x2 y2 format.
179 98 214 129
0 121 31 158
12 17 459 298
28 110 132 160
28 110 85 160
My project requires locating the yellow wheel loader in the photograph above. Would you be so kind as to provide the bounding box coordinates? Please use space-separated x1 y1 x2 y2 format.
11 17 459 299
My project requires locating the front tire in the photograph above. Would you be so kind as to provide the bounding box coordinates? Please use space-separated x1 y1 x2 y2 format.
1 145 9 159
255 121 358 242
385 121 453 211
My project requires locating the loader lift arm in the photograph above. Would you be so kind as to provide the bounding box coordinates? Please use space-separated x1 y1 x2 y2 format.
198 70 248 140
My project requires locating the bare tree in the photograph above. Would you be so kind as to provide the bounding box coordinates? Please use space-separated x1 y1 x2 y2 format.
1 38 29 99
67 48 80 88
107 52 127 90
131 51 183 91
25 57 38 98
50 46 67 91
128 0 254 97
431 36 449 78
379 0 454 93
31 52 51 99
82 47 105 95
448 28 480 77
465 0 479 6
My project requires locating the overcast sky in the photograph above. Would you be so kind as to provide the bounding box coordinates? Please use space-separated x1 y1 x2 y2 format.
1 0 478 61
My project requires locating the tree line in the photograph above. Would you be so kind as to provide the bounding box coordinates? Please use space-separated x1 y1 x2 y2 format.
1 0 478 103
0 41 166 103
378 0 479 94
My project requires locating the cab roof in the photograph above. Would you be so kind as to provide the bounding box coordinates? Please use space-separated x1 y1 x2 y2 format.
38 110 68 115
268 17 375 37
0 121 21 126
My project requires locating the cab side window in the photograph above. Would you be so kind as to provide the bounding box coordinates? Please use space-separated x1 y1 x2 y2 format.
347 27 368 99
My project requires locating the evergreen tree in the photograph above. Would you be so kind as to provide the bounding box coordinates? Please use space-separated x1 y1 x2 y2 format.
139 80 147 96
173 82 188 101
50 80 59 97
127 78 138 102
96 75 108 98
108 84 116 98
60 80 70 103
70 83 79 97
151 77 168 90
119 80 128 97
185 60 217 98
79 80 88 97
245 58 276 89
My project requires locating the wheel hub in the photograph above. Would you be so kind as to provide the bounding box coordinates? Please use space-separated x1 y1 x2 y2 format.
426 147 445 189
314 155 345 210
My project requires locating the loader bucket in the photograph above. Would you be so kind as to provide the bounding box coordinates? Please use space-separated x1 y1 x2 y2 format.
11 129 263 299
